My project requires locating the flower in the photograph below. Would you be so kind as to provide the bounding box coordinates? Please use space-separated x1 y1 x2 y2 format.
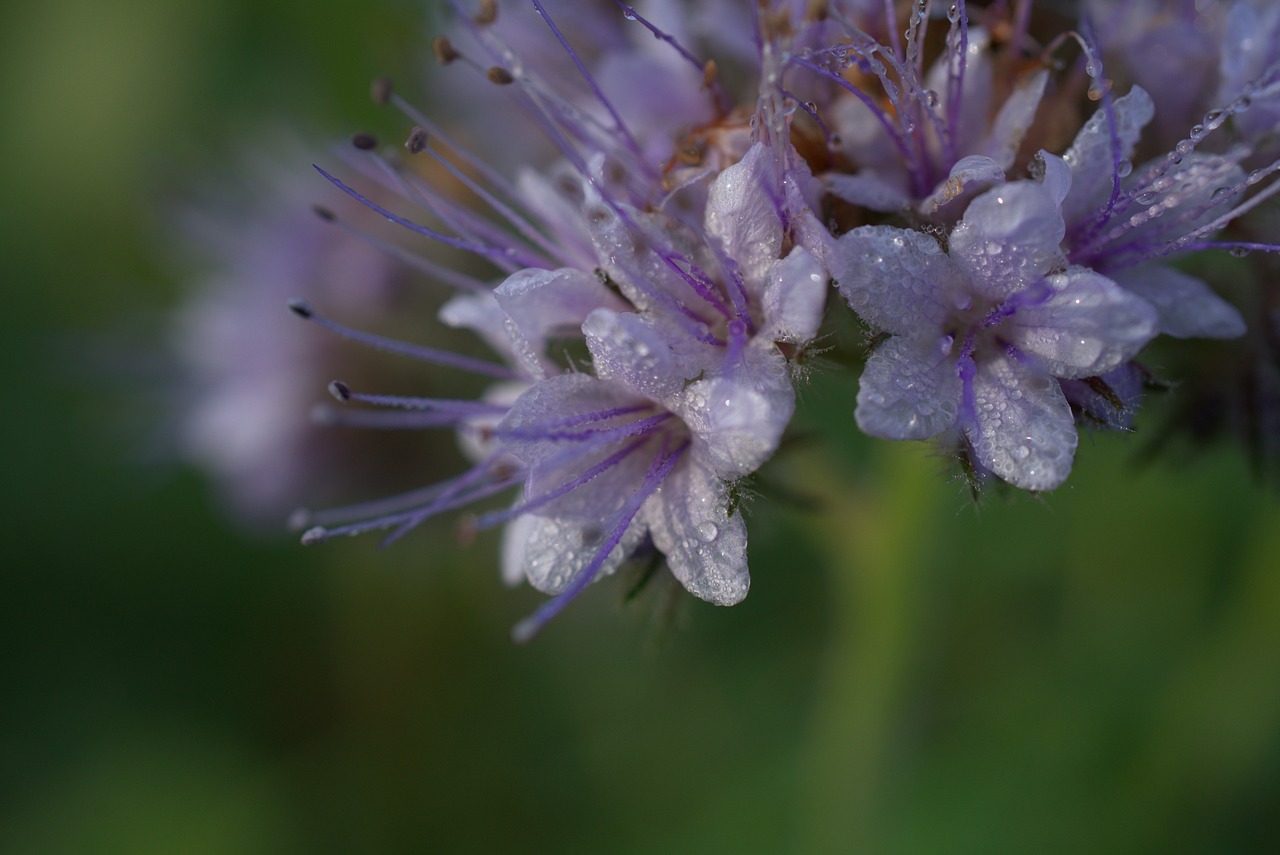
291 0 828 638
832 167 1159 490
228 0 1280 639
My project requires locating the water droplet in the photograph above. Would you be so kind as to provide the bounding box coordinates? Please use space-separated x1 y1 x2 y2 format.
923 89 939 109
1116 159 1132 177
1136 191 1157 205
947 3 960 22
1211 186 1230 200
1230 246 1251 258
1085 58 1101 77
696 522 719 542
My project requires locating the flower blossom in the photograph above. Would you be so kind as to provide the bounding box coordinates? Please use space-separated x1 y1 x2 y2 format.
209 0 1280 639
290 0 827 638
833 163 1159 490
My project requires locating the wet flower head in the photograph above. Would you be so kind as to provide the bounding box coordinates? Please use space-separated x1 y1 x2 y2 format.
222 0 1280 638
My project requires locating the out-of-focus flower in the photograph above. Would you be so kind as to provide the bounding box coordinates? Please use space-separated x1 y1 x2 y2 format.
172 143 417 528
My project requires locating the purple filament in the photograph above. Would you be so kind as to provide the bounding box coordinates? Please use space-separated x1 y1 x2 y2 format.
511 438 689 642
289 300 516 380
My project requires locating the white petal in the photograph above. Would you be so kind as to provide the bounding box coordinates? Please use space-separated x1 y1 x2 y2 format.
439 292 516 366
825 171 911 214
1061 86 1154 226
583 308 688 400
1009 268 1158 377
498 374 642 467
761 247 828 345
645 461 749 605
856 335 962 440
969 354 1078 492
950 180 1066 299
494 267 627 378
832 226 957 335
1112 264 1246 339
678 342 793 478
514 514 646 595
704 141 784 289
920 155 1007 216
981 68 1049 170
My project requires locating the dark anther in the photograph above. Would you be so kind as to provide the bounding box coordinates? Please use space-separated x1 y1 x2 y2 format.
432 36 460 65
328 380 352 402
370 77 393 105
351 132 379 151
487 66 515 85
287 299 313 319
405 126 429 154
311 204 336 222
474 0 497 25
702 59 718 89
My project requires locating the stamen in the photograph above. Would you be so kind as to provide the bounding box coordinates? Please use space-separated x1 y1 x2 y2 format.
609 1 732 115
487 66 515 85
311 405 495 430
312 164 540 268
330 384 512 414
309 204 491 294
511 438 689 642
497 411 673 443
370 77 394 105
943 0 970 167
299 453 522 543
288 298 516 379
292 455 505 530
472 434 653 530
354 150 538 274
529 0 645 164
402 126 577 267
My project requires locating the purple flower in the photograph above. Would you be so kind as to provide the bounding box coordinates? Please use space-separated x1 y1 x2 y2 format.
799 4 1049 217
291 2 827 638
833 170 1158 490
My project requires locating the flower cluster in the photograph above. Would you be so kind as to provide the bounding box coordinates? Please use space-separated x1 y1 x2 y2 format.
182 1 1280 637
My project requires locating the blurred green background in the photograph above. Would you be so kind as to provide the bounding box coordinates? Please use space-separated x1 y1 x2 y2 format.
4 1 1280 852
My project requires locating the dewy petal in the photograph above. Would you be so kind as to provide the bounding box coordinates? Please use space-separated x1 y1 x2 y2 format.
825 170 912 214
761 247 827 345
704 141 784 289
500 513 536 587
678 341 793 479
498 373 643 467
1111 264 1247 339
1008 267 1158 378
980 68 1049 171
968 353 1078 492
832 225 956 335
494 267 628 379
512 513 647 595
920 155 1007 216
582 308 689 400
644 460 749 606
950 181 1066 299
1060 86 1154 226
856 334 962 441
439 291 518 367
